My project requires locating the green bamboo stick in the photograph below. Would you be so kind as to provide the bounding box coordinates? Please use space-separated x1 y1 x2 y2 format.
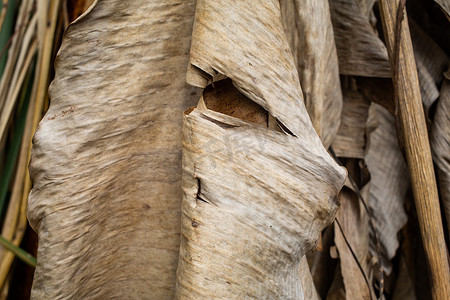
0 235 36 267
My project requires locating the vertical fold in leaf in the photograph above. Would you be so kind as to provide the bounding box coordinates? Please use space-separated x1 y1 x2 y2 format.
280 0 343 147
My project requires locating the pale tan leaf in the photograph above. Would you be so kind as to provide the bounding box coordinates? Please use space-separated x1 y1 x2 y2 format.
280 0 343 147
28 1 199 298
176 0 346 297
186 0 316 141
299 256 321 300
28 1 348 298
177 105 345 298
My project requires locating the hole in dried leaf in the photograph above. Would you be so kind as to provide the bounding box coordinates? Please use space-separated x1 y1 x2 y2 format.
203 79 268 126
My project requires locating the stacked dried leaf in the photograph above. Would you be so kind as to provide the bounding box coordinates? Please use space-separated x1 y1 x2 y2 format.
22 0 450 299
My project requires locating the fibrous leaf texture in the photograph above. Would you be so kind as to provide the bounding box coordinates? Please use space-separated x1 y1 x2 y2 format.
334 185 375 300
28 0 199 298
280 0 343 148
329 0 391 78
177 0 346 298
431 68 450 237
28 0 346 299
410 20 449 117
366 104 409 274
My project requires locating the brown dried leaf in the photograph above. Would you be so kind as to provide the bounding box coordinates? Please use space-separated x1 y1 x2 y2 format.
280 0 343 148
366 104 409 274
431 68 450 238
334 185 375 300
434 0 450 19
332 89 371 159
329 0 391 78
410 20 449 117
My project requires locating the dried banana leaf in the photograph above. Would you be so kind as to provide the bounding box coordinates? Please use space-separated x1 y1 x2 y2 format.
353 0 376 20
200 78 322 299
299 256 321 300
392 255 417 300
366 104 409 274
328 84 376 299
29 0 347 298
176 0 346 298
332 89 371 159
28 0 199 298
430 68 450 237
410 20 449 117
334 185 375 300
178 104 345 298
434 0 450 19
329 0 391 78
280 0 343 148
